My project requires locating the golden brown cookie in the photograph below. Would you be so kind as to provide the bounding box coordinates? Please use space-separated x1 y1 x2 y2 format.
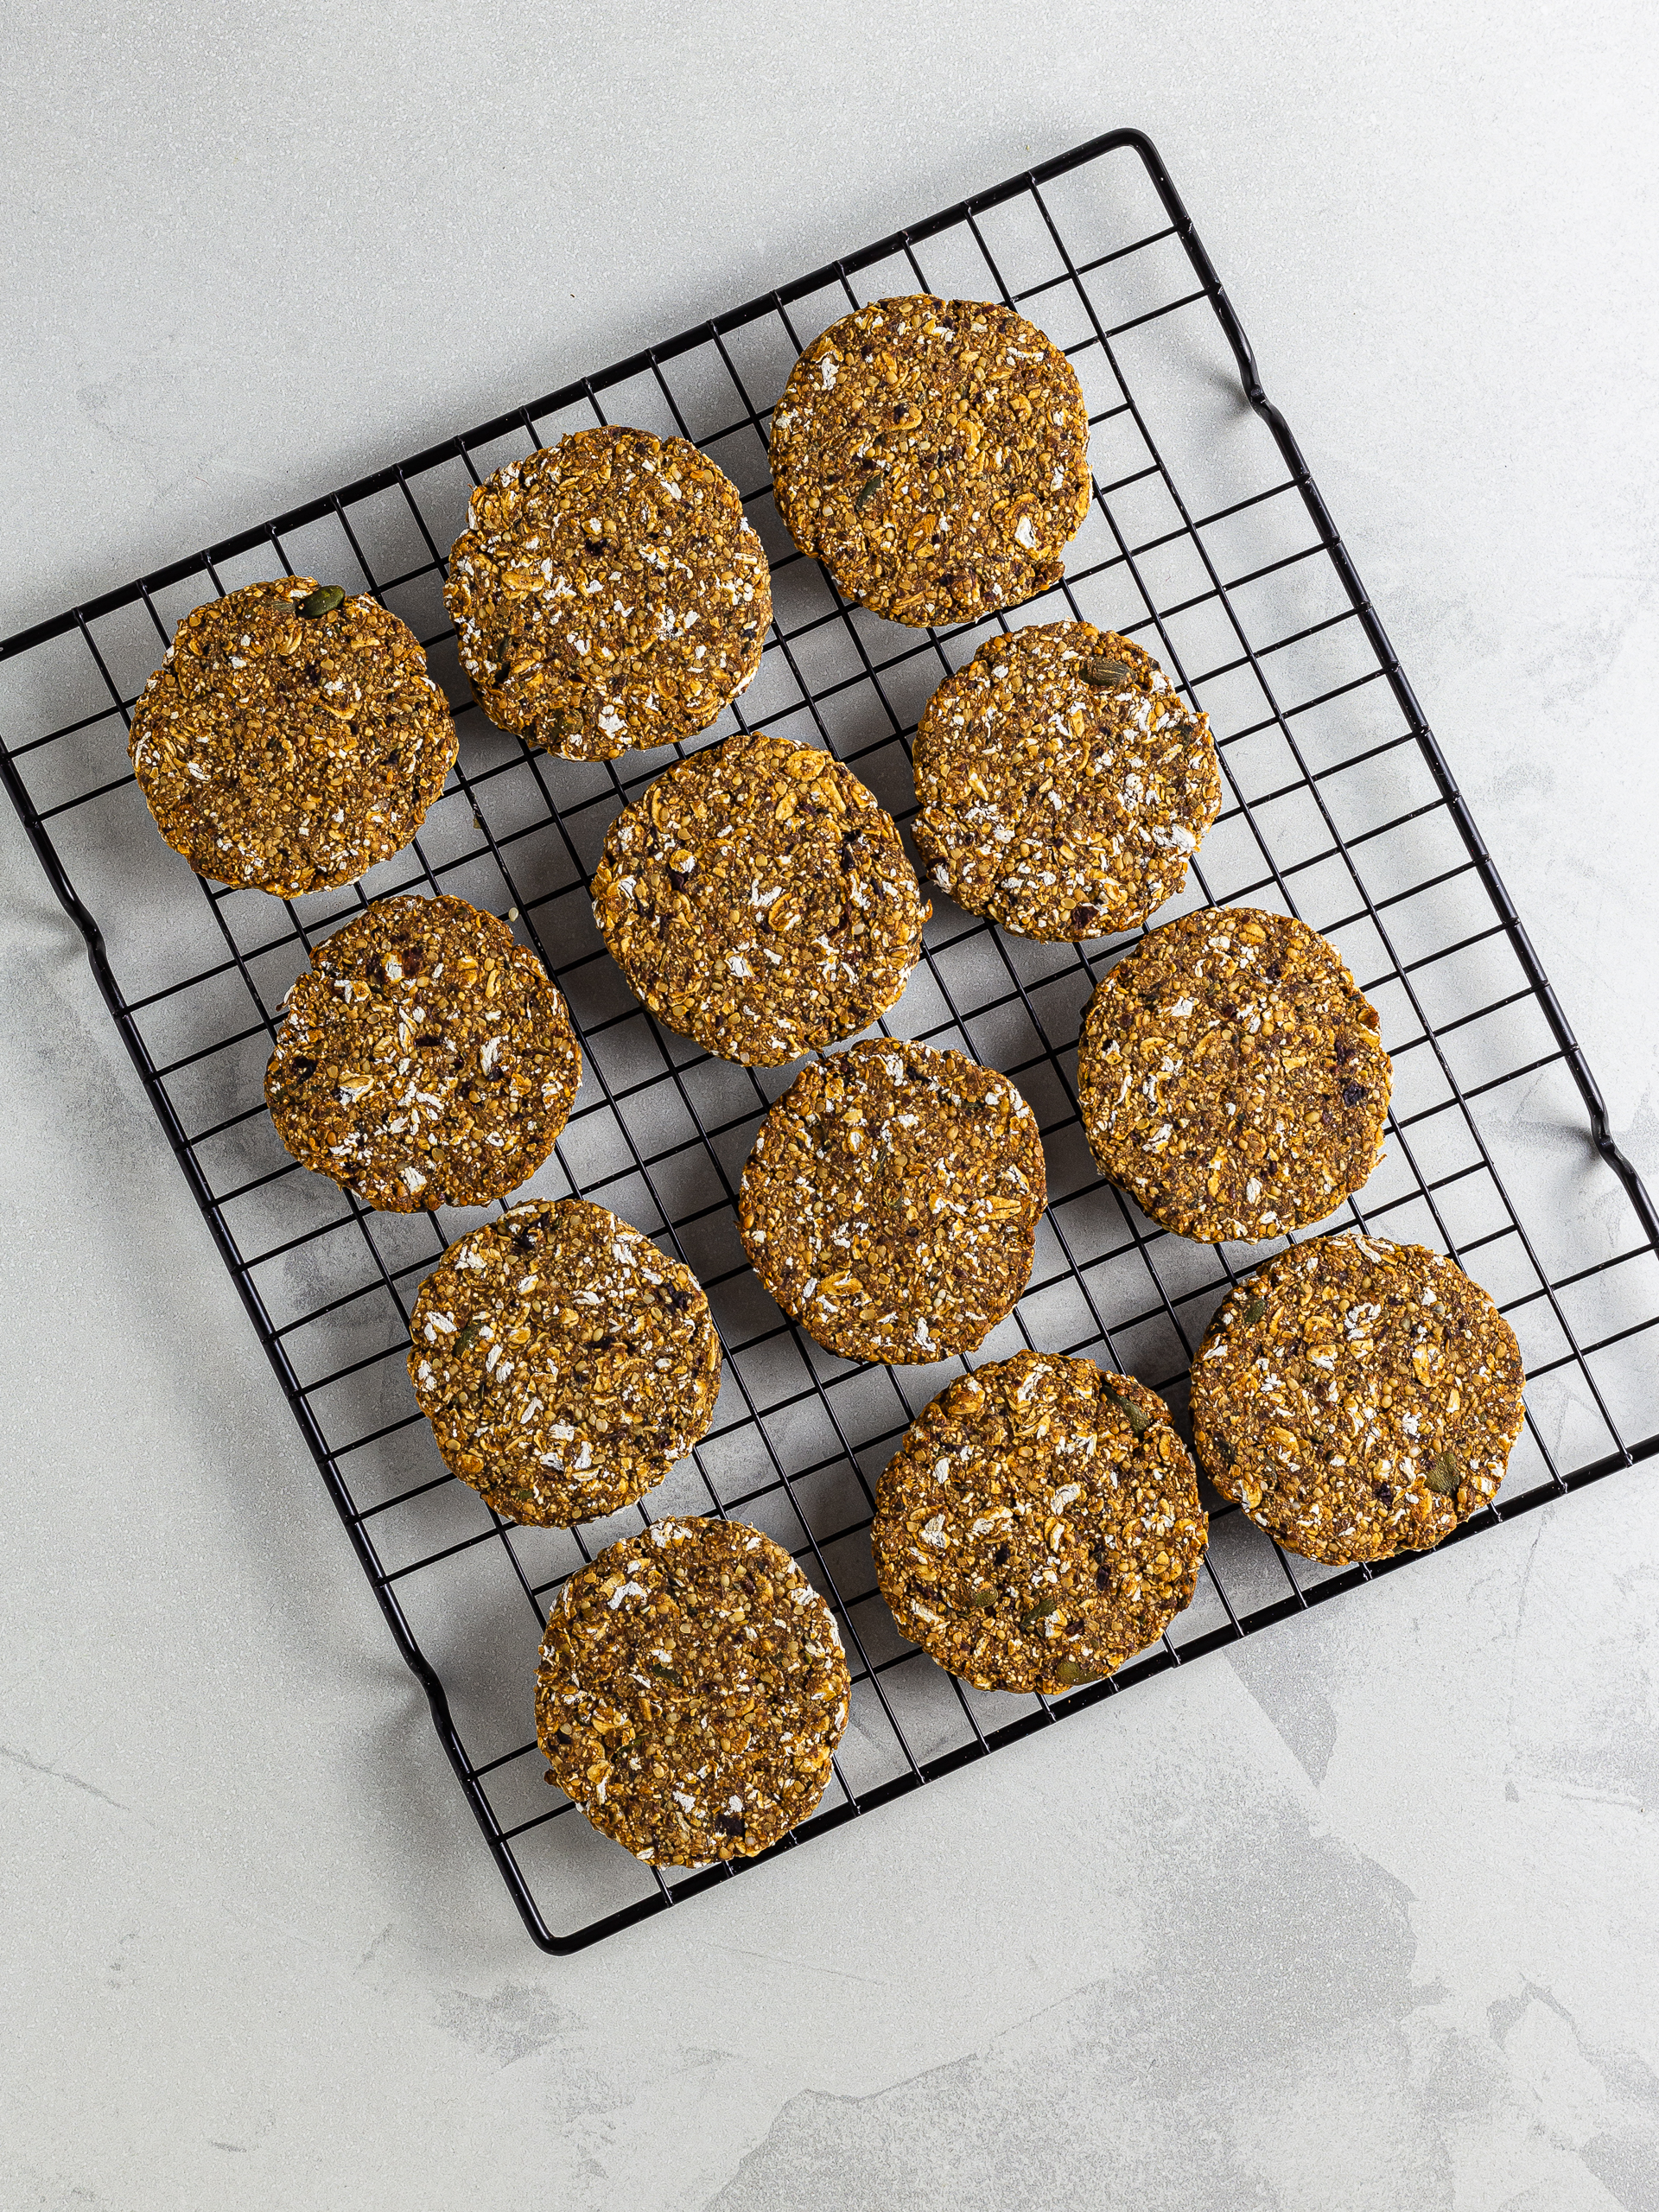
536 1516 850 1864
591 728 930 1065
872 1353 1207 1694
913 622 1221 939
1190 1234 1526 1565
265 893 581 1210
128 578 456 895
768 295 1091 626
408 1200 721 1525
1076 906 1391 1243
738 1038 1045 1363
443 427 770 760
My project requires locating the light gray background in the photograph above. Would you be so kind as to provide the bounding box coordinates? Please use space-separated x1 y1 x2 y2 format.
4 3 1657 2207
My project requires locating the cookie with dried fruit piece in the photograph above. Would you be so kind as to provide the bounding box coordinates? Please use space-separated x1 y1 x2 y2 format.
409 1199 720 1526
769 295 1090 626
1189 1232 1524 1566
873 1352 1206 1694
265 893 580 1210
1077 906 1390 1243
129 577 455 895
444 427 769 761
537 1516 849 1864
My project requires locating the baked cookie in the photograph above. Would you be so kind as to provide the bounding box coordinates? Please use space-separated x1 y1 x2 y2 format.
128 577 456 895
443 427 770 760
537 1516 850 1864
591 728 930 1065
913 623 1221 939
1077 906 1391 1243
768 295 1091 626
265 893 582 1210
1190 1233 1525 1565
873 1353 1207 1694
409 1200 721 1525
738 1038 1045 1363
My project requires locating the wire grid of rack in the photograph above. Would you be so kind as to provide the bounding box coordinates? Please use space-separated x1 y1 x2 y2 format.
3 129 1657 1954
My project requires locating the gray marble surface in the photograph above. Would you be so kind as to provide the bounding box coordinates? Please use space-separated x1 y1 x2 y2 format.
4 3 1657 2207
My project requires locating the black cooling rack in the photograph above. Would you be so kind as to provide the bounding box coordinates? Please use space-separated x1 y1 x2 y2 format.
4 129 1657 1955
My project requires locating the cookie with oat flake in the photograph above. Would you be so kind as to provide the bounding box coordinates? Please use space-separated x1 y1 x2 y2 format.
873 1352 1207 1694
1190 1233 1525 1565
591 728 930 1065
409 1199 721 1527
1077 906 1391 1243
768 294 1091 626
265 893 581 1211
738 1037 1045 1364
128 577 456 896
537 1516 849 1865
912 622 1221 939
444 426 770 761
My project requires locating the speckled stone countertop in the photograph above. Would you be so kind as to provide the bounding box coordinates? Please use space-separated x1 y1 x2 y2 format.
4 4 1657 2205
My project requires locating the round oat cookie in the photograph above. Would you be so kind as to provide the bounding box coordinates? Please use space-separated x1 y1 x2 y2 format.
913 623 1221 940
536 1516 850 1865
591 728 930 1065
873 1353 1207 1694
738 1038 1045 1364
1077 906 1392 1243
1190 1233 1525 1566
768 295 1091 627
128 577 457 896
265 893 582 1211
408 1200 721 1526
443 427 770 761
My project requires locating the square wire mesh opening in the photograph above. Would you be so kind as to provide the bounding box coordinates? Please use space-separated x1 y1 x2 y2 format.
3 130 1656 1952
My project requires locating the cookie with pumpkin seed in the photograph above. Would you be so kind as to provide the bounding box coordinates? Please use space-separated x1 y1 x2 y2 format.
128 576 456 895
1189 1233 1524 1566
591 727 930 1065
264 893 581 1211
443 426 770 761
913 622 1221 939
1077 906 1391 1243
409 1199 721 1526
537 1516 850 1864
872 1352 1207 1694
768 295 1091 627
738 1037 1045 1363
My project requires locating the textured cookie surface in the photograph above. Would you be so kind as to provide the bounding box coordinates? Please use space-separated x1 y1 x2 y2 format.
128 577 456 895
913 623 1220 939
1190 1234 1525 1565
443 427 770 760
265 893 581 1210
409 1200 721 1525
591 728 930 1065
769 296 1091 626
873 1353 1207 1694
738 1038 1045 1363
1077 906 1391 1243
537 1516 850 1864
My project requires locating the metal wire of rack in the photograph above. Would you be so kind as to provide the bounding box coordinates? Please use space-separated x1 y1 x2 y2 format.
3 128 1656 1955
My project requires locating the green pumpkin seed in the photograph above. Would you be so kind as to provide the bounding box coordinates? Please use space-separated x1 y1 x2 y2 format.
1103 1381 1149 1435
969 1585 999 1611
853 474 882 515
1424 1452 1459 1498
1081 658 1132 688
1050 1660 1097 1687
1242 1295 1267 1324
296 583 346 620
